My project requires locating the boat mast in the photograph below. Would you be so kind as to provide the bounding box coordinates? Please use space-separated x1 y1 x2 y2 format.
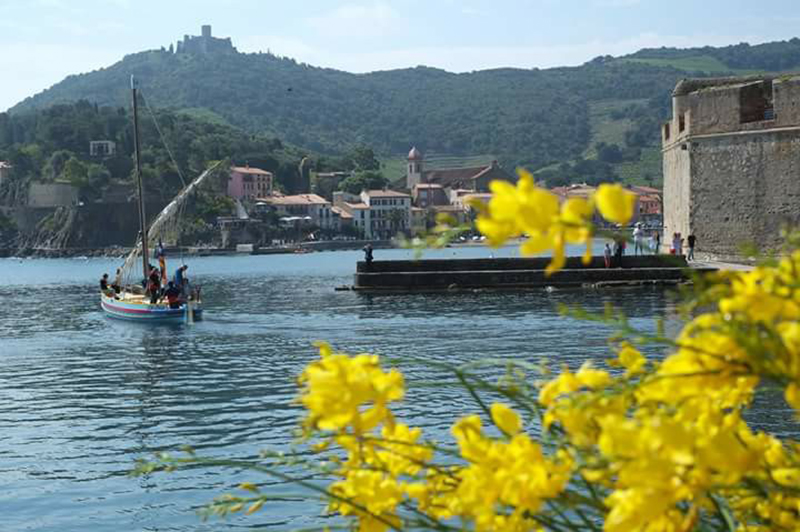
131 75 149 280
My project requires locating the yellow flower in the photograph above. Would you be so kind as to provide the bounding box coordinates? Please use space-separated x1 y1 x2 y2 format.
538 368 581 406
490 403 522 437
616 342 647 376
299 344 404 433
595 183 636 225
771 468 800 487
785 382 800 412
576 361 611 390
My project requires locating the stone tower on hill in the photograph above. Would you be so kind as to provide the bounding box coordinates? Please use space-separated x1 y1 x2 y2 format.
176 25 236 55
662 74 800 259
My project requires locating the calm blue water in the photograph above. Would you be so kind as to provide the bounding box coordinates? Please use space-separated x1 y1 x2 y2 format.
0 245 793 531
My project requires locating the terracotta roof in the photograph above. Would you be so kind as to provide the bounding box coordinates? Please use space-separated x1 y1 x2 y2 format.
639 194 661 202
231 166 272 176
433 205 465 213
364 189 411 198
259 193 329 205
408 147 423 160
423 164 513 189
630 186 661 198
461 193 493 203
424 166 487 187
551 184 596 199
331 206 353 219
345 202 369 210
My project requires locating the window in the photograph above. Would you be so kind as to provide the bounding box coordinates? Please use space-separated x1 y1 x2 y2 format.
678 113 686 133
740 81 775 123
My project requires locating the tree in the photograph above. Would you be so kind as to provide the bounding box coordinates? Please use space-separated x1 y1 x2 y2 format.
338 170 389 195
346 145 380 172
386 208 406 234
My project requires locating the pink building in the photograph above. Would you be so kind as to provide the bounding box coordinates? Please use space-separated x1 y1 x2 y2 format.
228 165 273 201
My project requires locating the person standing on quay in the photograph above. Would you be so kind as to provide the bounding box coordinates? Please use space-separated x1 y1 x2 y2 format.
687 233 697 261
362 244 374 270
633 222 645 255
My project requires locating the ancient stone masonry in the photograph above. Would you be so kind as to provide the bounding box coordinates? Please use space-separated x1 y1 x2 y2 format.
663 74 800 259
175 25 236 55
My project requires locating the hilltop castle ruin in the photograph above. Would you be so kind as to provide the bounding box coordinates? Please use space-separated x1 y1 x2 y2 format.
175 25 236 55
662 74 800 259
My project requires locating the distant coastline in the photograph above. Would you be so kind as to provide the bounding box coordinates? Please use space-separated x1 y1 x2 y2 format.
0 239 398 259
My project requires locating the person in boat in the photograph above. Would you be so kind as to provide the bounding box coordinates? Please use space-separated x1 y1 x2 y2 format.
162 281 182 309
174 264 190 299
147 266 161 304
100 273 110 291
111 268 123 294
174 264 188 289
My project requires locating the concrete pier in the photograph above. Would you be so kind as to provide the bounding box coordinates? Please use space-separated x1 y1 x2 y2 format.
353 255 713 292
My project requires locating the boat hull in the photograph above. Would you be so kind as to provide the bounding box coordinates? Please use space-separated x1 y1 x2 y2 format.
100 292 203 322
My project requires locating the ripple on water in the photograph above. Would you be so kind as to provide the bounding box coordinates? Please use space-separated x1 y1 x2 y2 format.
0 253 796 531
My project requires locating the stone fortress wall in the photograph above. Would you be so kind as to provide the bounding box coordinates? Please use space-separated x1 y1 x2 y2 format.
176 25 236 55
663 74 800 259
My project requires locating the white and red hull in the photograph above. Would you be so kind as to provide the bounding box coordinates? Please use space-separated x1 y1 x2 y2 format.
100 292 202 322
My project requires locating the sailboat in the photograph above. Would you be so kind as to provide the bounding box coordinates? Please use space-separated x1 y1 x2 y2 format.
100 76 218 322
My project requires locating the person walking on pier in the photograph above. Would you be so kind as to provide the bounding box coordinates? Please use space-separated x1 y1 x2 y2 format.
687 233 696 261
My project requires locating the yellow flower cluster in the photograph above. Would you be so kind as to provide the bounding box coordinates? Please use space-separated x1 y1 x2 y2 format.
280 180 800 532
474 170 636 273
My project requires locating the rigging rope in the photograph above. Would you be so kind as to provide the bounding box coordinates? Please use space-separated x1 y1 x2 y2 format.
139 88 187 188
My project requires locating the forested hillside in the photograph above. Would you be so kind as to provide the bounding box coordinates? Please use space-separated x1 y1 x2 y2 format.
624 38 800 73
9 36 800 186
0 100 311 205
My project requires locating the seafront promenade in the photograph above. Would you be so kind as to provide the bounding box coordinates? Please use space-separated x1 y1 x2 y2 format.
0 239 395 259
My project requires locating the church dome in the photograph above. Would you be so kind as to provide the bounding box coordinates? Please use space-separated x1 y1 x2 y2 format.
408 147 423 160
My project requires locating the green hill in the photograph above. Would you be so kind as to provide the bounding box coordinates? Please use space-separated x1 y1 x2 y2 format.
9 35 800 187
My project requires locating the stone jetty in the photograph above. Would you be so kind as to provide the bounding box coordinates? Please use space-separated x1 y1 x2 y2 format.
353 255 713 292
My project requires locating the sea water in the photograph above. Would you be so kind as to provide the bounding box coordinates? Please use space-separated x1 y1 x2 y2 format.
0 245 794 531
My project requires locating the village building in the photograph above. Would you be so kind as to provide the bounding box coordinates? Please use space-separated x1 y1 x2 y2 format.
412 183 448 208
360 189 411 240
662 74 800 258
630 185 662 228
228 165 273 202
330 205 352 233
410 207 428 235
333 192 371 238
332 189 411 239
551 183 662 227
405 147 514 192
257 193 335 230
89 140 116 157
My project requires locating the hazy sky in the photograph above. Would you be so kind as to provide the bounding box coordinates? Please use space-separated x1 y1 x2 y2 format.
1 0 800 111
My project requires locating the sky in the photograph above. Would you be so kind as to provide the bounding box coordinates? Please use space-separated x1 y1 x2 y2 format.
1 0 800 111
